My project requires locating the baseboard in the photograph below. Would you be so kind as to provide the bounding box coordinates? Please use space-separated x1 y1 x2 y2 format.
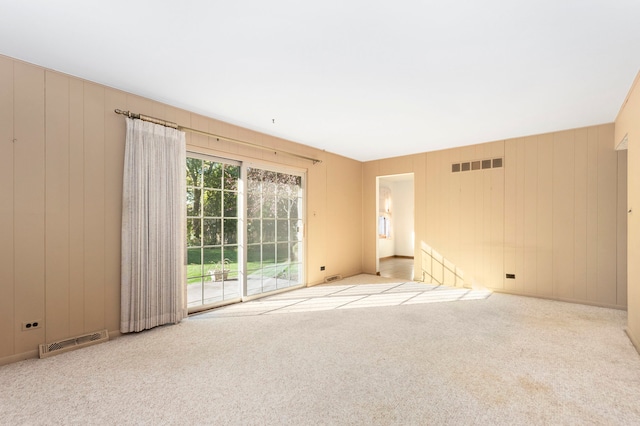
489 288 627 311
0 349 38 367
380 255 414 260
307 271 368 287
625 328 640 355
0 328 122 367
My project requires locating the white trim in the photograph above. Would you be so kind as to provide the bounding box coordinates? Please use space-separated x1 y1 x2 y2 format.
242 283 306 302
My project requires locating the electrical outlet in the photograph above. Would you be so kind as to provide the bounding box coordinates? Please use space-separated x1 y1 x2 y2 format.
320 266 325 271
22 320 42 331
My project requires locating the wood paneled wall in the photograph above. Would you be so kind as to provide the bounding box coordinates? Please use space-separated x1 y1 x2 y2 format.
501 126 625 306
364 123 627 308
1 51 631 363
0 55 362 364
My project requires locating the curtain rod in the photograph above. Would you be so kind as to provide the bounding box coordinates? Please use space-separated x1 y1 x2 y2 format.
114 109 322 165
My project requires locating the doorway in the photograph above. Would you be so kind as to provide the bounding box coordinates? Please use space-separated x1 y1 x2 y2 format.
376 173 415 280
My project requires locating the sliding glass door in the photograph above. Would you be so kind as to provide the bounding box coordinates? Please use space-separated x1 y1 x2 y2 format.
186 155 304 310
246 167 304 296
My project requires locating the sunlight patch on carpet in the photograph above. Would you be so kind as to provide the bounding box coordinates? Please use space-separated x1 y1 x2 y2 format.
197 280 492 318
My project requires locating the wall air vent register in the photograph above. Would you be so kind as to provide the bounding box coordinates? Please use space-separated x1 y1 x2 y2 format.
452 158 503 173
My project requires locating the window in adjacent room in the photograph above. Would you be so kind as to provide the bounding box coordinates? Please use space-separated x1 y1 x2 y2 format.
378 214 391 239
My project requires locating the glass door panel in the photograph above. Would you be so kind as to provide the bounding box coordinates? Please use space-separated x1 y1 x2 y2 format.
246 167 304 296
186 156 240 309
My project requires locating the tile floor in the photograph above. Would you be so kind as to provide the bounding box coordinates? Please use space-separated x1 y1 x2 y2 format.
379 256 414 280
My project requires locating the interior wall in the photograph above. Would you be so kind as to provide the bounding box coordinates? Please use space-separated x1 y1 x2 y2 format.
378 236 395 259
0 55 362 365
616 71 640 351
324 152 363 279
363 124 627 308
392 180 414 257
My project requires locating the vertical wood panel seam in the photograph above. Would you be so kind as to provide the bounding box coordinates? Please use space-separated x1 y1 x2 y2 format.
66 76 72 337
98 85 107 329
81 83 86 332
552 135 555 297
11 61 16 353
588 132 593 301
573 132 577 299
550 134 557 294
520 140 524 292
552 135 556 297
43 71 48 343
594 129 599 302
587 130 591 301
103 93 107 329
595 128 599 302
615 151 619 305
534 137 538 294
571 131 576 300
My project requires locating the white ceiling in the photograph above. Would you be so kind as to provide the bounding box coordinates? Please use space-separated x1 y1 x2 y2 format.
1 1 639 162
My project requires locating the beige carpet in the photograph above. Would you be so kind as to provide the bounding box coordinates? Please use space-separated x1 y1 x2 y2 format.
1 274 640 425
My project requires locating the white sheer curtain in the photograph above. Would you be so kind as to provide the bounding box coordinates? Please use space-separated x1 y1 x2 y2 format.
121 118 187 333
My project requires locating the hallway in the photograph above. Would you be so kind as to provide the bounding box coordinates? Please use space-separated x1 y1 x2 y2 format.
379 256 414 281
